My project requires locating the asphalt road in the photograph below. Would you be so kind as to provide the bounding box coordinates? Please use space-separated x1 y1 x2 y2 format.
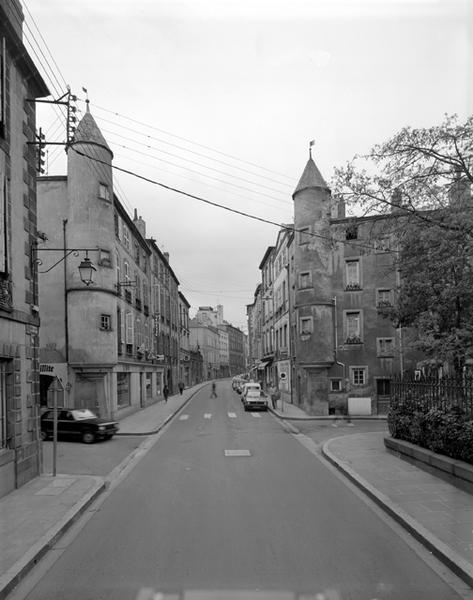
16 382 468 600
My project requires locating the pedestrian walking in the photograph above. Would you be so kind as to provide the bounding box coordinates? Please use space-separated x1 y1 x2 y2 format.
163 385 169 403
269 383 278 409
211 381 217 398
178 381 184 395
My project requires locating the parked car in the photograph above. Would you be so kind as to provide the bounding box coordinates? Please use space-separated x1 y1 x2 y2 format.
240 382 261 401
243 389 268 412
40 408 119 444
232 376 246 394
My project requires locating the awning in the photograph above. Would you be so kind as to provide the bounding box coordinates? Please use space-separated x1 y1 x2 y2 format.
257 361 270 369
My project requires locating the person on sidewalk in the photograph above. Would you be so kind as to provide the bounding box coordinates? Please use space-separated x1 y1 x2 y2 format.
163 385 169 402
269 383 278 410
211 381 217 398
178 381 185 395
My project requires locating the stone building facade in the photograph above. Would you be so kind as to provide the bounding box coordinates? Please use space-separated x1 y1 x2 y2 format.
37 109 186 419
249 155 419 415
0 0 49 497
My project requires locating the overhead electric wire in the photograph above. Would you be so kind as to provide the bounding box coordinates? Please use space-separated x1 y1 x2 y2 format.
99 126 290 200
111 145 291 215
82 100 296 183
111 149 291 216
89 111 294 190
15 6 71 172
70 147 390 254
23 0 68 89
105 137 290 205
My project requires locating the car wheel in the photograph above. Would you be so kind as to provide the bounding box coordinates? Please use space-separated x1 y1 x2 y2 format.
82 431 95 444
40 430 48 441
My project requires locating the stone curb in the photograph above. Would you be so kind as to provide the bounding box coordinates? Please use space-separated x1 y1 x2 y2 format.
322 437 473 589
116 383 210 436
0 476 105 600
384 436 473 485
267 407 301 434
269 409 387 422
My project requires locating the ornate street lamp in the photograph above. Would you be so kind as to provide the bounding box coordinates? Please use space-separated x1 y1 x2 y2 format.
77 253 96 286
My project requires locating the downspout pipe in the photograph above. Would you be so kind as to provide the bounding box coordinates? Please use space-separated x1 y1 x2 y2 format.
332 296 352 424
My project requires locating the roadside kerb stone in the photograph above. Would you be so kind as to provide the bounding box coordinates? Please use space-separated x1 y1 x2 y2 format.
116 383 209 436
322 437 473 589
384 436 473 485
268 408 387 422
0 476 104 600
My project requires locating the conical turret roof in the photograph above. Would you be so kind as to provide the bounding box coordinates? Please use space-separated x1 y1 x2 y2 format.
71 110 113 157
293 157 329 197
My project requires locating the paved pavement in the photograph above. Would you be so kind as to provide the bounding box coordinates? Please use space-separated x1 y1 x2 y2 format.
0 385 472 598
323 432 473 589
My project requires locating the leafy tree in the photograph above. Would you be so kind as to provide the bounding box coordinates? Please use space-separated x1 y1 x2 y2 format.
332 114 473 374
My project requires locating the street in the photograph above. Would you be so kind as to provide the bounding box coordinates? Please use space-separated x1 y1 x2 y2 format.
13 382 468 600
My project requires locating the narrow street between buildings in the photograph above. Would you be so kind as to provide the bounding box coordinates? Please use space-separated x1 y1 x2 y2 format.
7 382 472 600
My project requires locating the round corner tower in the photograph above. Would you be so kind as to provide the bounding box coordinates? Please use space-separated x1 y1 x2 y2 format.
292 154 334 414
65 107 117 406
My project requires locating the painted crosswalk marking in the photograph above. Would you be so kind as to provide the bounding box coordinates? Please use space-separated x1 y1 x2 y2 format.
224 449 251 456
179 414 189 421
204 413 212 419
251 413 262 418
227 412 237 418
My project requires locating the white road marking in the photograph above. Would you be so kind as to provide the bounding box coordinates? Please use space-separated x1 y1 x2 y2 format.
179 414 189 420
251 413 262 418
224 449 251 456
204 413 212 419
227 412 237 418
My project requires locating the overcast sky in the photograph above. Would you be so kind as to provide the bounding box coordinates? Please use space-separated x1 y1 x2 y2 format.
25 0 472 331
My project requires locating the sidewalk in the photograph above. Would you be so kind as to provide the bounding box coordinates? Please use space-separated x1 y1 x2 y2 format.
323 432 473 589
269 400 386 420
0 382 209 600
117 381 209 434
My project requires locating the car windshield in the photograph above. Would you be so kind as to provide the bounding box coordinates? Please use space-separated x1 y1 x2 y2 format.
71 409 97 420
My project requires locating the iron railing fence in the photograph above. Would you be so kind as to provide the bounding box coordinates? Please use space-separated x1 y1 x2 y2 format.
390 374 473 418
